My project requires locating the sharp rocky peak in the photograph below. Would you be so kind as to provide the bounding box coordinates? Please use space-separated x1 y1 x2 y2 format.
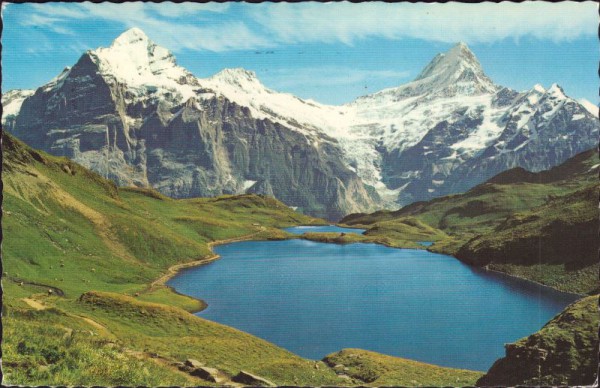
415 42 481 81
88 27 188 87
356 42 498 103
409 42 498 96
111 27 152 47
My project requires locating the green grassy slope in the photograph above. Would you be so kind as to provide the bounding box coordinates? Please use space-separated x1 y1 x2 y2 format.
341 149 598 294
323 349 483 386
2 133 480 386
1 133 342 386
476 295 599 386
456 184 598 294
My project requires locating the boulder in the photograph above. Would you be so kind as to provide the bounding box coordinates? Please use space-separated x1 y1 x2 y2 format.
190 366 222 383
184 358 203 369
232 370 276 387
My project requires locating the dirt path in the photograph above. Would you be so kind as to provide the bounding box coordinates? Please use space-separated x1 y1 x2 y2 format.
22 298 46 310
148 227 266 289
11 278 65 296
50 185 136 262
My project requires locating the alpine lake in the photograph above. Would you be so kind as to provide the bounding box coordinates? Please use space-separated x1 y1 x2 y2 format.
168 226 578 371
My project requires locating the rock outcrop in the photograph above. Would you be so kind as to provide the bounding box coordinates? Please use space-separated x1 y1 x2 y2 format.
231 370 276 387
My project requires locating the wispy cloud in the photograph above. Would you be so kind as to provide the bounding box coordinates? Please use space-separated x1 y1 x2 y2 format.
9 1 598 53
250 2 598 45
14 2 264 52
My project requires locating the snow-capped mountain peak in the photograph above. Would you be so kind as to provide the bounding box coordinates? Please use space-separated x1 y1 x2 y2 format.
207 68 263 90
354 42 498 105
411 42 498 96
110 27 151 47
416 42 477 80
89 28 192 96
547 83 566 98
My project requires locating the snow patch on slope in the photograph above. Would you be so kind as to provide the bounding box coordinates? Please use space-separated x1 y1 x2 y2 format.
579 98 598 117
2 89 34 123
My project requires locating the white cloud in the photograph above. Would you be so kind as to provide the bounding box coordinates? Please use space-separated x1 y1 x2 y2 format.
19 2 268 52
250 1 598 45
11 1 599 53
145 2 230 18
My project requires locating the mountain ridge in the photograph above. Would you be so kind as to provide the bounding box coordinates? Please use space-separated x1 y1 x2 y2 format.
4 28 598 217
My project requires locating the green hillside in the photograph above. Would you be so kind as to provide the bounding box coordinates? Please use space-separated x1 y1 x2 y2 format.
341 149 598 294
2 132 481 386
2 132 340 386
456 184 597 294
323 349 483 386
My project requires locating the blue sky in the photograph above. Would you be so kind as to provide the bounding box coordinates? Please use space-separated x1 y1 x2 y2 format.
2 2 598 105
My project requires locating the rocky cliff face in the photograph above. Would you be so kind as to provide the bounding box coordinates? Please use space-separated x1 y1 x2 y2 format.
8 28 377 220
5 28 598 217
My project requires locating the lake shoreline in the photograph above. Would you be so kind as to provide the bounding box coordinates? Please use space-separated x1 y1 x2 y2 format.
147 227 267 313
165 227 578 371
154 223 583 312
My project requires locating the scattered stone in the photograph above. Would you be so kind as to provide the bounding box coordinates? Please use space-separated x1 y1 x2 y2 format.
60 263 65 267
91 268 96 272
185 359 204 369
48 289 53 295
191 366 222 383
338 374 352 381
173 362 186 370
232 370 276 387
333 364 345 370
18 282 23 286
344 367 349 371
134 292 140 297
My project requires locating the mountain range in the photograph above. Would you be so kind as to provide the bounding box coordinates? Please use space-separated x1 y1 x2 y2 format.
3 28 598 219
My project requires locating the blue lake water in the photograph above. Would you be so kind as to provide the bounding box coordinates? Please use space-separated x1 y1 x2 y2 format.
168 227 579 371
284 225 365 235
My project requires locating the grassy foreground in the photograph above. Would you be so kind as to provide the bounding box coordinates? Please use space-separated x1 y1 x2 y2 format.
2 133 483 386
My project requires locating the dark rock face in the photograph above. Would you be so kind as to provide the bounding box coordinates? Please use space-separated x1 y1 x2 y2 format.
382 87 598 206
10 53 376 221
